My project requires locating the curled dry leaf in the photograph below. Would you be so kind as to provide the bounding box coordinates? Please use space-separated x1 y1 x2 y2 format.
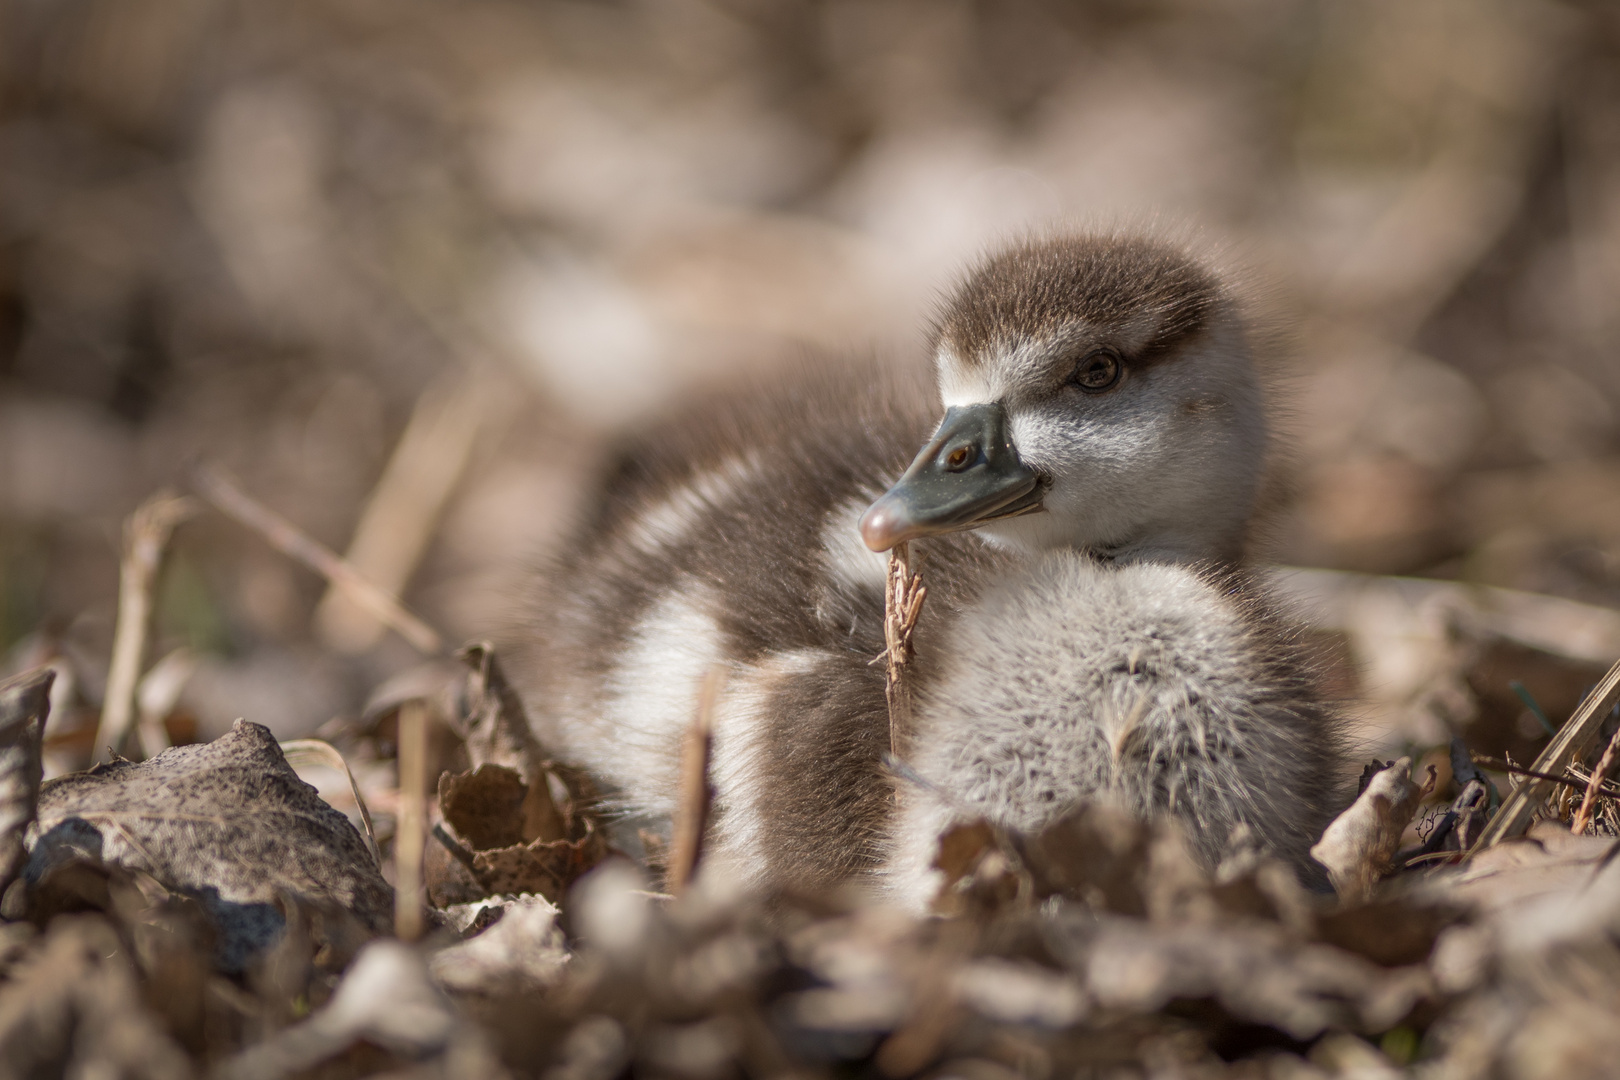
432 757 609 903
24 720 392 970
439 764 527 851
1310 757 1424 902
0 668 52 895
455 642 564 843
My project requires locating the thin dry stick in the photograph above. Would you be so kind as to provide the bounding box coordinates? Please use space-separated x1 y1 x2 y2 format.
882 541 928 757
1470 654 1620 857
281 738 381 867
191 465 444 655
393 700 429 941
668 666 723 896
1471 753 1620 797
1571 724 1620 835
95 492 196 763
315 375 489 654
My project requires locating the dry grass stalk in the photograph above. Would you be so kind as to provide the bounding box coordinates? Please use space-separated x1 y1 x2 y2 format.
882 541 928 757
667 667 722 895
1472 753 1620 799
1471 654 1620 855
94 492 196 764
280 738 381 867
394 700 429 941
1571 723 1620 835
315 375 489 654
191 465 444 655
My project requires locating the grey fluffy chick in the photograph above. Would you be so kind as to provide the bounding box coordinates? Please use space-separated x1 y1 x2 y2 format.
510 231 1342 905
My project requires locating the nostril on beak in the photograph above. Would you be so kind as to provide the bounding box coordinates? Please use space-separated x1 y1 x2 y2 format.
944 444 975 472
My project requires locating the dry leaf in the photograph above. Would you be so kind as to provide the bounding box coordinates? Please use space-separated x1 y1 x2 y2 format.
1310 757 1423 902
439 764 528 851
455 643 565 843
25 720 392 970
429 894 570 995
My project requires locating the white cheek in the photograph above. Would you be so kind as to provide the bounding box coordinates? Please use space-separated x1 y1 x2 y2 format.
1009 403 1166 479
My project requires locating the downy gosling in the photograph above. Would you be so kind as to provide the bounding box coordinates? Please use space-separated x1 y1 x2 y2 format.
510 231 1342 905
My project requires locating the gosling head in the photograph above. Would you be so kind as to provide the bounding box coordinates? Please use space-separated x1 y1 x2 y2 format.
860 233 1268 563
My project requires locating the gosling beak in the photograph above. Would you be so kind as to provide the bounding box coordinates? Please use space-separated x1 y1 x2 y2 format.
859 403 1044 552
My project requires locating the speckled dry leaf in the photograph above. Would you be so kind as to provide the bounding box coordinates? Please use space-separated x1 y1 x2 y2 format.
0 667 52 893
24 720 392 970
470 831 606 900
1310 757 1422 903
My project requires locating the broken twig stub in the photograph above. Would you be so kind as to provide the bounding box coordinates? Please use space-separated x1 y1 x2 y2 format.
394 700 429 941
668 666 722 895
883 540 928 758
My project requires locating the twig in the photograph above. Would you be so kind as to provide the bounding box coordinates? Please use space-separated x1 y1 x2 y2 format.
315 375 489 654
1469 654 1620 857
882 541 928 757
191 465 444 655
393 700 429 941
95 492 196 763
1470 753 1620 797
668 667 722 895
431 822 478 873
1572 724 1620 835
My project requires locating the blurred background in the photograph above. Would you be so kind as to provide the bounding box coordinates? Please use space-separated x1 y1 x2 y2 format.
3 0 1619 780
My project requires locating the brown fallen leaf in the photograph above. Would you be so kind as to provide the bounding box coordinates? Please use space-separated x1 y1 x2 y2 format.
470 830 607 901
1021 802 1153 915
1310 757 1424 902
25 720 392 971
439 763 528 851
455 643 565 843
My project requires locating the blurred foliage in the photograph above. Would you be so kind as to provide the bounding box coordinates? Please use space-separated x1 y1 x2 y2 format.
1 0 1619 740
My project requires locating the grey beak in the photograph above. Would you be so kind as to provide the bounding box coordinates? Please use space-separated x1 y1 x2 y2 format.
859 403 1044 552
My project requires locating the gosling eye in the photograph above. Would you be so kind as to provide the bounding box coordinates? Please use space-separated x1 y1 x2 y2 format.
1071 348 1123 394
